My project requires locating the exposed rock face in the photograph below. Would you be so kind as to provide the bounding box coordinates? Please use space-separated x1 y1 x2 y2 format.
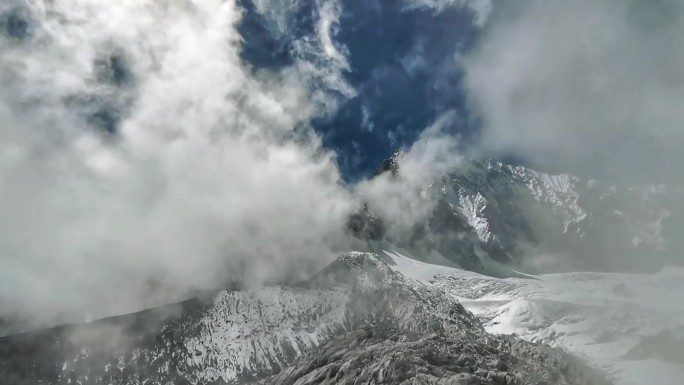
370 151 401 179
0 252 611 385
257 328 610 385
348 203 386 241
356 158 683 274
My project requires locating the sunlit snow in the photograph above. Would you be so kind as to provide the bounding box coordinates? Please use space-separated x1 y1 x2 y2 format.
384 250 684 385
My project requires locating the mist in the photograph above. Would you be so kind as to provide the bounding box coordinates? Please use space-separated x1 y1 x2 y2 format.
3 0 683 334
0 0 361 328
356 111 463 231
464 0 684 185
0 0 480 332
2 2 682 383
456 0 684 272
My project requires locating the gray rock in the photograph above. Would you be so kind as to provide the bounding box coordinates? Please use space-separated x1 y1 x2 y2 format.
0 253 613 385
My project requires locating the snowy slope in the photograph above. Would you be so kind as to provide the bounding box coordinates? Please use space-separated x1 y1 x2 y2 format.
365 158 683 275
384 250 684 385
180 288 350 383
0 287 352 385
0 252 611 385
0 248 677 384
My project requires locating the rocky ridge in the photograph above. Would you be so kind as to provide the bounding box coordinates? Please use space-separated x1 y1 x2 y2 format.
0 252 610 385
354 157 683 274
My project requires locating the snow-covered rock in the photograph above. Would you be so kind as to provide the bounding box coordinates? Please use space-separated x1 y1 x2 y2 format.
0 252 612 385
362 158 683 275
384 250 684 385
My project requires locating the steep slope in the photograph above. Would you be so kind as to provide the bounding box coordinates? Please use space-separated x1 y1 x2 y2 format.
0 252 610 385
357 158 683 275
384 250 684 385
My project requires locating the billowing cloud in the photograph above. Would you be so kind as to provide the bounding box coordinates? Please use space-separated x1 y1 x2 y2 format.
464 0 684 184
250 0 355 97
0 0 356 328
357 111 463 232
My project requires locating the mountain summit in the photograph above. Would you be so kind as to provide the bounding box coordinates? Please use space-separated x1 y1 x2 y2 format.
0 252 612 385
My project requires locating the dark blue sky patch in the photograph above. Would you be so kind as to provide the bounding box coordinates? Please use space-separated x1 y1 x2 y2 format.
237 0 317 71
107 55 131 86
94 53 133 87
316 2 481 181
237 1 483 181
66 94 125 137
3 8 31 40
88 107 120 135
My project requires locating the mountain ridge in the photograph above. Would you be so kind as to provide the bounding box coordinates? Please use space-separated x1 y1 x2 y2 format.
0 251 611 385
355 157 683 275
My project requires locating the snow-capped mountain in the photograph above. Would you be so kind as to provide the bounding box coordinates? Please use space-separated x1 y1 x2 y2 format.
1 160 681 385
385 250 684 385
0 252 610 385
3 249 679 385
355 158 683 275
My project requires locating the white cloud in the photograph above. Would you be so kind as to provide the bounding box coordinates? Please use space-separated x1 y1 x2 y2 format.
357 112 463 230
0 0 356 328
463 0 684 183
252 0 355 98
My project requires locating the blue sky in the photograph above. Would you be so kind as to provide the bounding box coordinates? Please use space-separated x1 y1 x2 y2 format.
238 0 482 181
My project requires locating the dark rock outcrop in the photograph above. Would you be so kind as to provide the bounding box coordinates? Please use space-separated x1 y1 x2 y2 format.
349 158 683 275
257 327 611 385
